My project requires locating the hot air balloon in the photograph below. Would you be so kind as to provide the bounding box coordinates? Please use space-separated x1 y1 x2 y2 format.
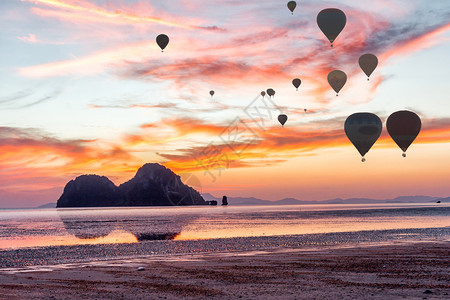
209 90 215 97
292 78 301 91
266 88 275 97
278 114 288 126
261 91 266 97
386 110 421 157
156 34 169 52
344 112 382 162
317 8 346 47
287 1 296 15
327 70 347 95
359 54 378 80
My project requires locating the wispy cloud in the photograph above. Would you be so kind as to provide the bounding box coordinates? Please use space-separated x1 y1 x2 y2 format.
17 33 39 43
0 88 62 109
24 0 223 30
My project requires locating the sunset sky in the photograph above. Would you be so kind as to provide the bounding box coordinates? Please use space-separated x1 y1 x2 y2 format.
1 0 449 207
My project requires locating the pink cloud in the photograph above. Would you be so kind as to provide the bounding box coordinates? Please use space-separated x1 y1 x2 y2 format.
17 33 38 43
380 23 450 62
25 0 218 30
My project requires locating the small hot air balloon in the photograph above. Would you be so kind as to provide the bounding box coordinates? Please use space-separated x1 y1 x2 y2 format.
209 90 215 97
304 108 307 112
266 88 275 97
156 34 169 52
359 54 378 80
261 91 266 97
278 114 288 126
386 110 421 157
327 70 347 96
317 8 346 47
287 1 296 15
292 78 301 91
345 112 382 162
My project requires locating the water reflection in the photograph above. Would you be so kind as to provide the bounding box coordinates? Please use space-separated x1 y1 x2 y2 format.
58 209 197 242
0 204 448 250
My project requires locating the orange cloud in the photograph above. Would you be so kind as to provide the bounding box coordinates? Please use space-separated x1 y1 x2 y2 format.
144 115 450 174
0 127 141 193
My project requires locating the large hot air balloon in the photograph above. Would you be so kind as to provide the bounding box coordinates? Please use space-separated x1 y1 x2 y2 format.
209 90 215 97
266 88 275 97
386 110 421 157
156 34 169 52
261 91 266 97
292 78 301 91
345 112 382 162
317 8 346 47
359 54 378 80
278 114 288 126
327 70 347 95
287 1 296 15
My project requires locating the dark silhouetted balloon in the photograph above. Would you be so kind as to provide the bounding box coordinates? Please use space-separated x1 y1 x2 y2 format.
317 8 346 47
327 70 347 95
267 88 275 97
261 91 266 97
359 54 378 80
345 112 382 162
156 34 169 51
209 90 215 97
287 1 296 14
278 114 288 126
386 110 421 157
292 78 301 91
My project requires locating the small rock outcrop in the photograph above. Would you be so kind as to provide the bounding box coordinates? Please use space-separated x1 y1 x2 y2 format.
57 163 206 207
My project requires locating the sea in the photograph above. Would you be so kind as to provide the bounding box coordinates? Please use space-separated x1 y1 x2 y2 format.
0 203 449 268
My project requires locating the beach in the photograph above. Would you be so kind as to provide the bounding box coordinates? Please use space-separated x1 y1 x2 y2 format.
1 240 449 299
1 205 448 299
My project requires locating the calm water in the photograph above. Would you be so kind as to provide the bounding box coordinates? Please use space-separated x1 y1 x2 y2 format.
0 203 449 267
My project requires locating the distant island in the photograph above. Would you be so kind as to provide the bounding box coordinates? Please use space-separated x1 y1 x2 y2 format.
201 194 450 206
57 163 206 207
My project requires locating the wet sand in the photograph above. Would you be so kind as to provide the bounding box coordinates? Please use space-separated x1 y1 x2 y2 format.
0 241 449 299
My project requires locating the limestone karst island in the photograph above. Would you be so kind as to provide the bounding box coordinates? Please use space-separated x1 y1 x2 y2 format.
57 163 206 207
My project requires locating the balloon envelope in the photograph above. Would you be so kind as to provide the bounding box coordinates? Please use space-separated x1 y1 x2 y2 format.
261 91 266 97
386 110 421 153
292 78 301 90
327 70 347 94
209 90 215 97
317 8 346 46
266 88 275 97
345 112 382 158
287 1 296 14
156 34 169 51
359 54 378 79
278 114 288 126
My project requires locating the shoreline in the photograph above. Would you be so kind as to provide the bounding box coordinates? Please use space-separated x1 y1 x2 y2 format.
1 227 449 269
1 240 449 299
1 238 448 273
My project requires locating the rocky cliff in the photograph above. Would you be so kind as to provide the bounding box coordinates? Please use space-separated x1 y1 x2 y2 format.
57 163 206 207
57 175 117 207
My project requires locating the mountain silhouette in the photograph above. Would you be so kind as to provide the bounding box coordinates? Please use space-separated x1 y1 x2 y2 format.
57 163 206 207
